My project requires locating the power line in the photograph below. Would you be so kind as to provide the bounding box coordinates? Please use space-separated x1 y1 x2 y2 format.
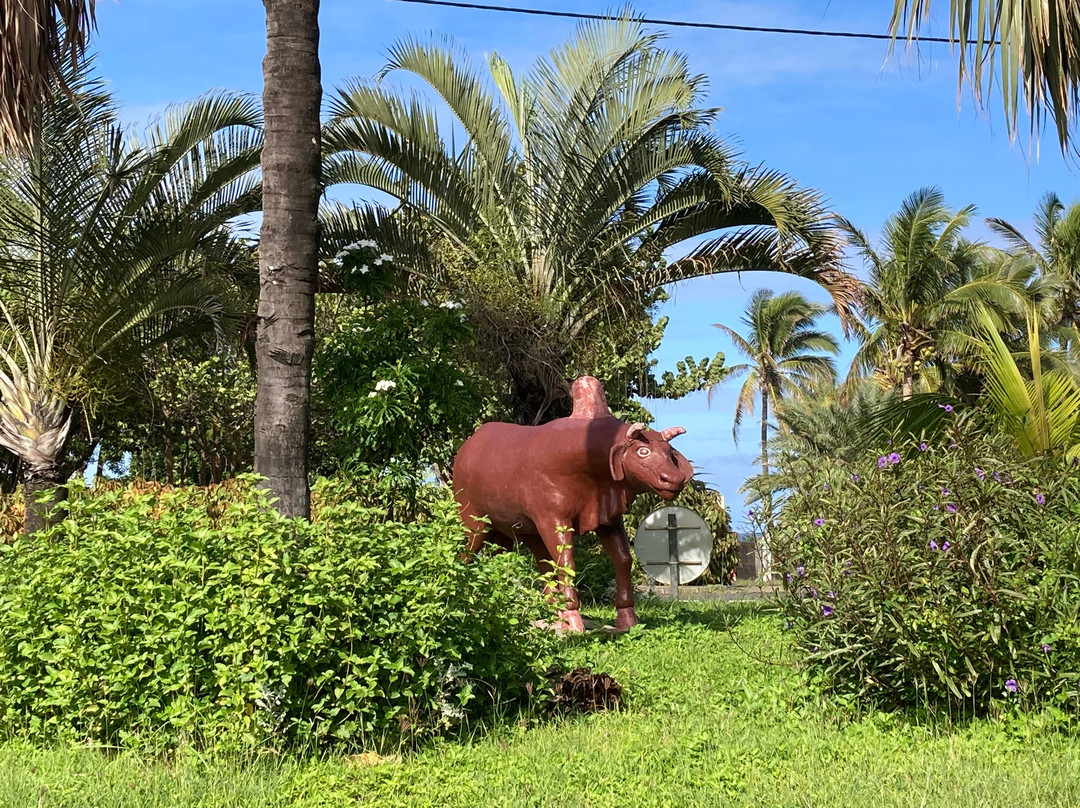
388 0 966 45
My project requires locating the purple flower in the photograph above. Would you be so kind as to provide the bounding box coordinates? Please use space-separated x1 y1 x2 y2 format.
941 487 950 495
822 605 834 617
827 590 836 600
878 456 888 469
844 560 852 567
946 504 957 514
888 452 901 464
942 541 951 551
851 474 860 482
823 483 830 491
932 505 939 511
1005 679 1018 693
843 569 852 576
814 518 825 526
975 467 985 481
919 442 928 451
1042 644 1052 653
929 540 939 551
1036 493 1046 505
748 509 755 518
796 566 805 577
785 573 792 583
949 442 958 449
938 403 954 412
993 472 1002 483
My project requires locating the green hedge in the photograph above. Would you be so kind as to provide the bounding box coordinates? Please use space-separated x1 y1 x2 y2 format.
0 477 558 749
770 417 1080 716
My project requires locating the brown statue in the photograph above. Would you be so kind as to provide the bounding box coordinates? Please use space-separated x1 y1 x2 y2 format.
452 376 694 632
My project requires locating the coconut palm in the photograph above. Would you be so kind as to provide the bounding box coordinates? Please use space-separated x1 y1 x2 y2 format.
837 187 1022 399
889 1 1080 154
0 1 96 152
711 290 840 491
254 0 321 518
987 192 1080 328
0 69 262 533
322 18 852 424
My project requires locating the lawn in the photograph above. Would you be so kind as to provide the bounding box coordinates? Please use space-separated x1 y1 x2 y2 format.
1 598 1078 807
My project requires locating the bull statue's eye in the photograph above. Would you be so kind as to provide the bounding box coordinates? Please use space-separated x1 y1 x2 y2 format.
636 446 651 458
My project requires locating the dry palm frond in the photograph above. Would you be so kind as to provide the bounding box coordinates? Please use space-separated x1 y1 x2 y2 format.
0 0 97 153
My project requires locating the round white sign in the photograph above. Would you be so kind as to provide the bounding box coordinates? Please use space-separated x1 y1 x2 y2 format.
633 505 712 586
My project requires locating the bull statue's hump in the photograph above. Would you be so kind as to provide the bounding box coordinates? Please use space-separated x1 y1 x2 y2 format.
569 376 611 419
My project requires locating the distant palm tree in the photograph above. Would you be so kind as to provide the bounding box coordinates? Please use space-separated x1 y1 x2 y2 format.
889 0 1080 154
0 1 96 152
837 187 1014 399
323 18 853 424
987 192 1080 327
0 70 262 534
711 290 839 488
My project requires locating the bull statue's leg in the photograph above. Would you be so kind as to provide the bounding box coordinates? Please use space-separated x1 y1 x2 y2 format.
597 518 638 630
537 522 584 633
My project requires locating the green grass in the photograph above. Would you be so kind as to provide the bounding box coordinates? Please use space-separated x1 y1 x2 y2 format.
2 598 1079 807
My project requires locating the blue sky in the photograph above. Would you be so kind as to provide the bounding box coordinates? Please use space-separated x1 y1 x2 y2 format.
92 0 1076 529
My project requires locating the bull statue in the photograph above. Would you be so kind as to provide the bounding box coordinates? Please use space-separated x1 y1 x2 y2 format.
452 376 694 632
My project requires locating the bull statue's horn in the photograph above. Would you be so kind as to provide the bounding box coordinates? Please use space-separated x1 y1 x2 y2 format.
660 426 686 441
626 422 646 440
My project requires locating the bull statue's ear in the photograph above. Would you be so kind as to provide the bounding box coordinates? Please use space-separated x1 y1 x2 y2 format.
609 442 627 481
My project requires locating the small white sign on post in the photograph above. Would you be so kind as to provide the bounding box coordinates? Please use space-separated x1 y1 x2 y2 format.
633 505 712 599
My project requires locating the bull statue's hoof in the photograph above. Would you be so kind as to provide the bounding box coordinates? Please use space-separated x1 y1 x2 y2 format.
615 607 639 631
558 609 586 633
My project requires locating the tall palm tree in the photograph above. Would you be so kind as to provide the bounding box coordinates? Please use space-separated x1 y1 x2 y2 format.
710 289 839 488
322 18 853 424
254 0 322 518
889 1 1080 154
0 70 262 534
837 187 1009 399
987 192 1080 327
0 1 96 152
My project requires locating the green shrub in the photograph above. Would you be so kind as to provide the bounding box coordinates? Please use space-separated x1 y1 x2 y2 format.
770 415 1080 715
0 477 558 749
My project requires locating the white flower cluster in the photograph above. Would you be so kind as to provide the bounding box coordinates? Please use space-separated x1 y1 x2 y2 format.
439 300 462 310
368 378 398 398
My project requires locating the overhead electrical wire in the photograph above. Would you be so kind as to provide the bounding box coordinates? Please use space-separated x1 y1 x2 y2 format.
388 0 977 45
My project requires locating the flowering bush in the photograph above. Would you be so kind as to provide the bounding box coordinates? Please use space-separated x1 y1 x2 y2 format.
770 414 1080 716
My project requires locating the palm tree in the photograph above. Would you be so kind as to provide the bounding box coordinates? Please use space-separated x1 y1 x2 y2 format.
987 192 1080 327
711 290 839 492
322 18 853 424
254 0 322 518
0 1 96 152
889 1 1080 154
0 70 262 534
837 187 1012 399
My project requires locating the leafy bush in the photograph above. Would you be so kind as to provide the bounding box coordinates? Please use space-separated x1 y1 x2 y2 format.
771 415 1080 715
0 477 558 749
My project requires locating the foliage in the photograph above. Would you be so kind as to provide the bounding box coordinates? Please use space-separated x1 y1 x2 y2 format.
0 476 558 749
889 1 1080 156
3 601 1080 807
771 416 1080 715
0 64 261 526
103 341 257 484
312 242 484 476
323 17 848 422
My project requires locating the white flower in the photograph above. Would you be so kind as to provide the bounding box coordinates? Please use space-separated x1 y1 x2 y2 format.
359 239 377 249
454 379 464 387
379 253 393 263
439 300 462 310
420 299 429 307
374 380 397 392
373 257 383 266
367 391 378 398
358 265 369 274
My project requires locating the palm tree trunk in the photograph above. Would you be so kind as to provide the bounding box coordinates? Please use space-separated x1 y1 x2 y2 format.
23 461 64 535
901 362 914 400
760 384 772 522
254 0 321 519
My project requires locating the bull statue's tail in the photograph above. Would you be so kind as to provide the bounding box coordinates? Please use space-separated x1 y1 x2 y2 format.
569 376 612 420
